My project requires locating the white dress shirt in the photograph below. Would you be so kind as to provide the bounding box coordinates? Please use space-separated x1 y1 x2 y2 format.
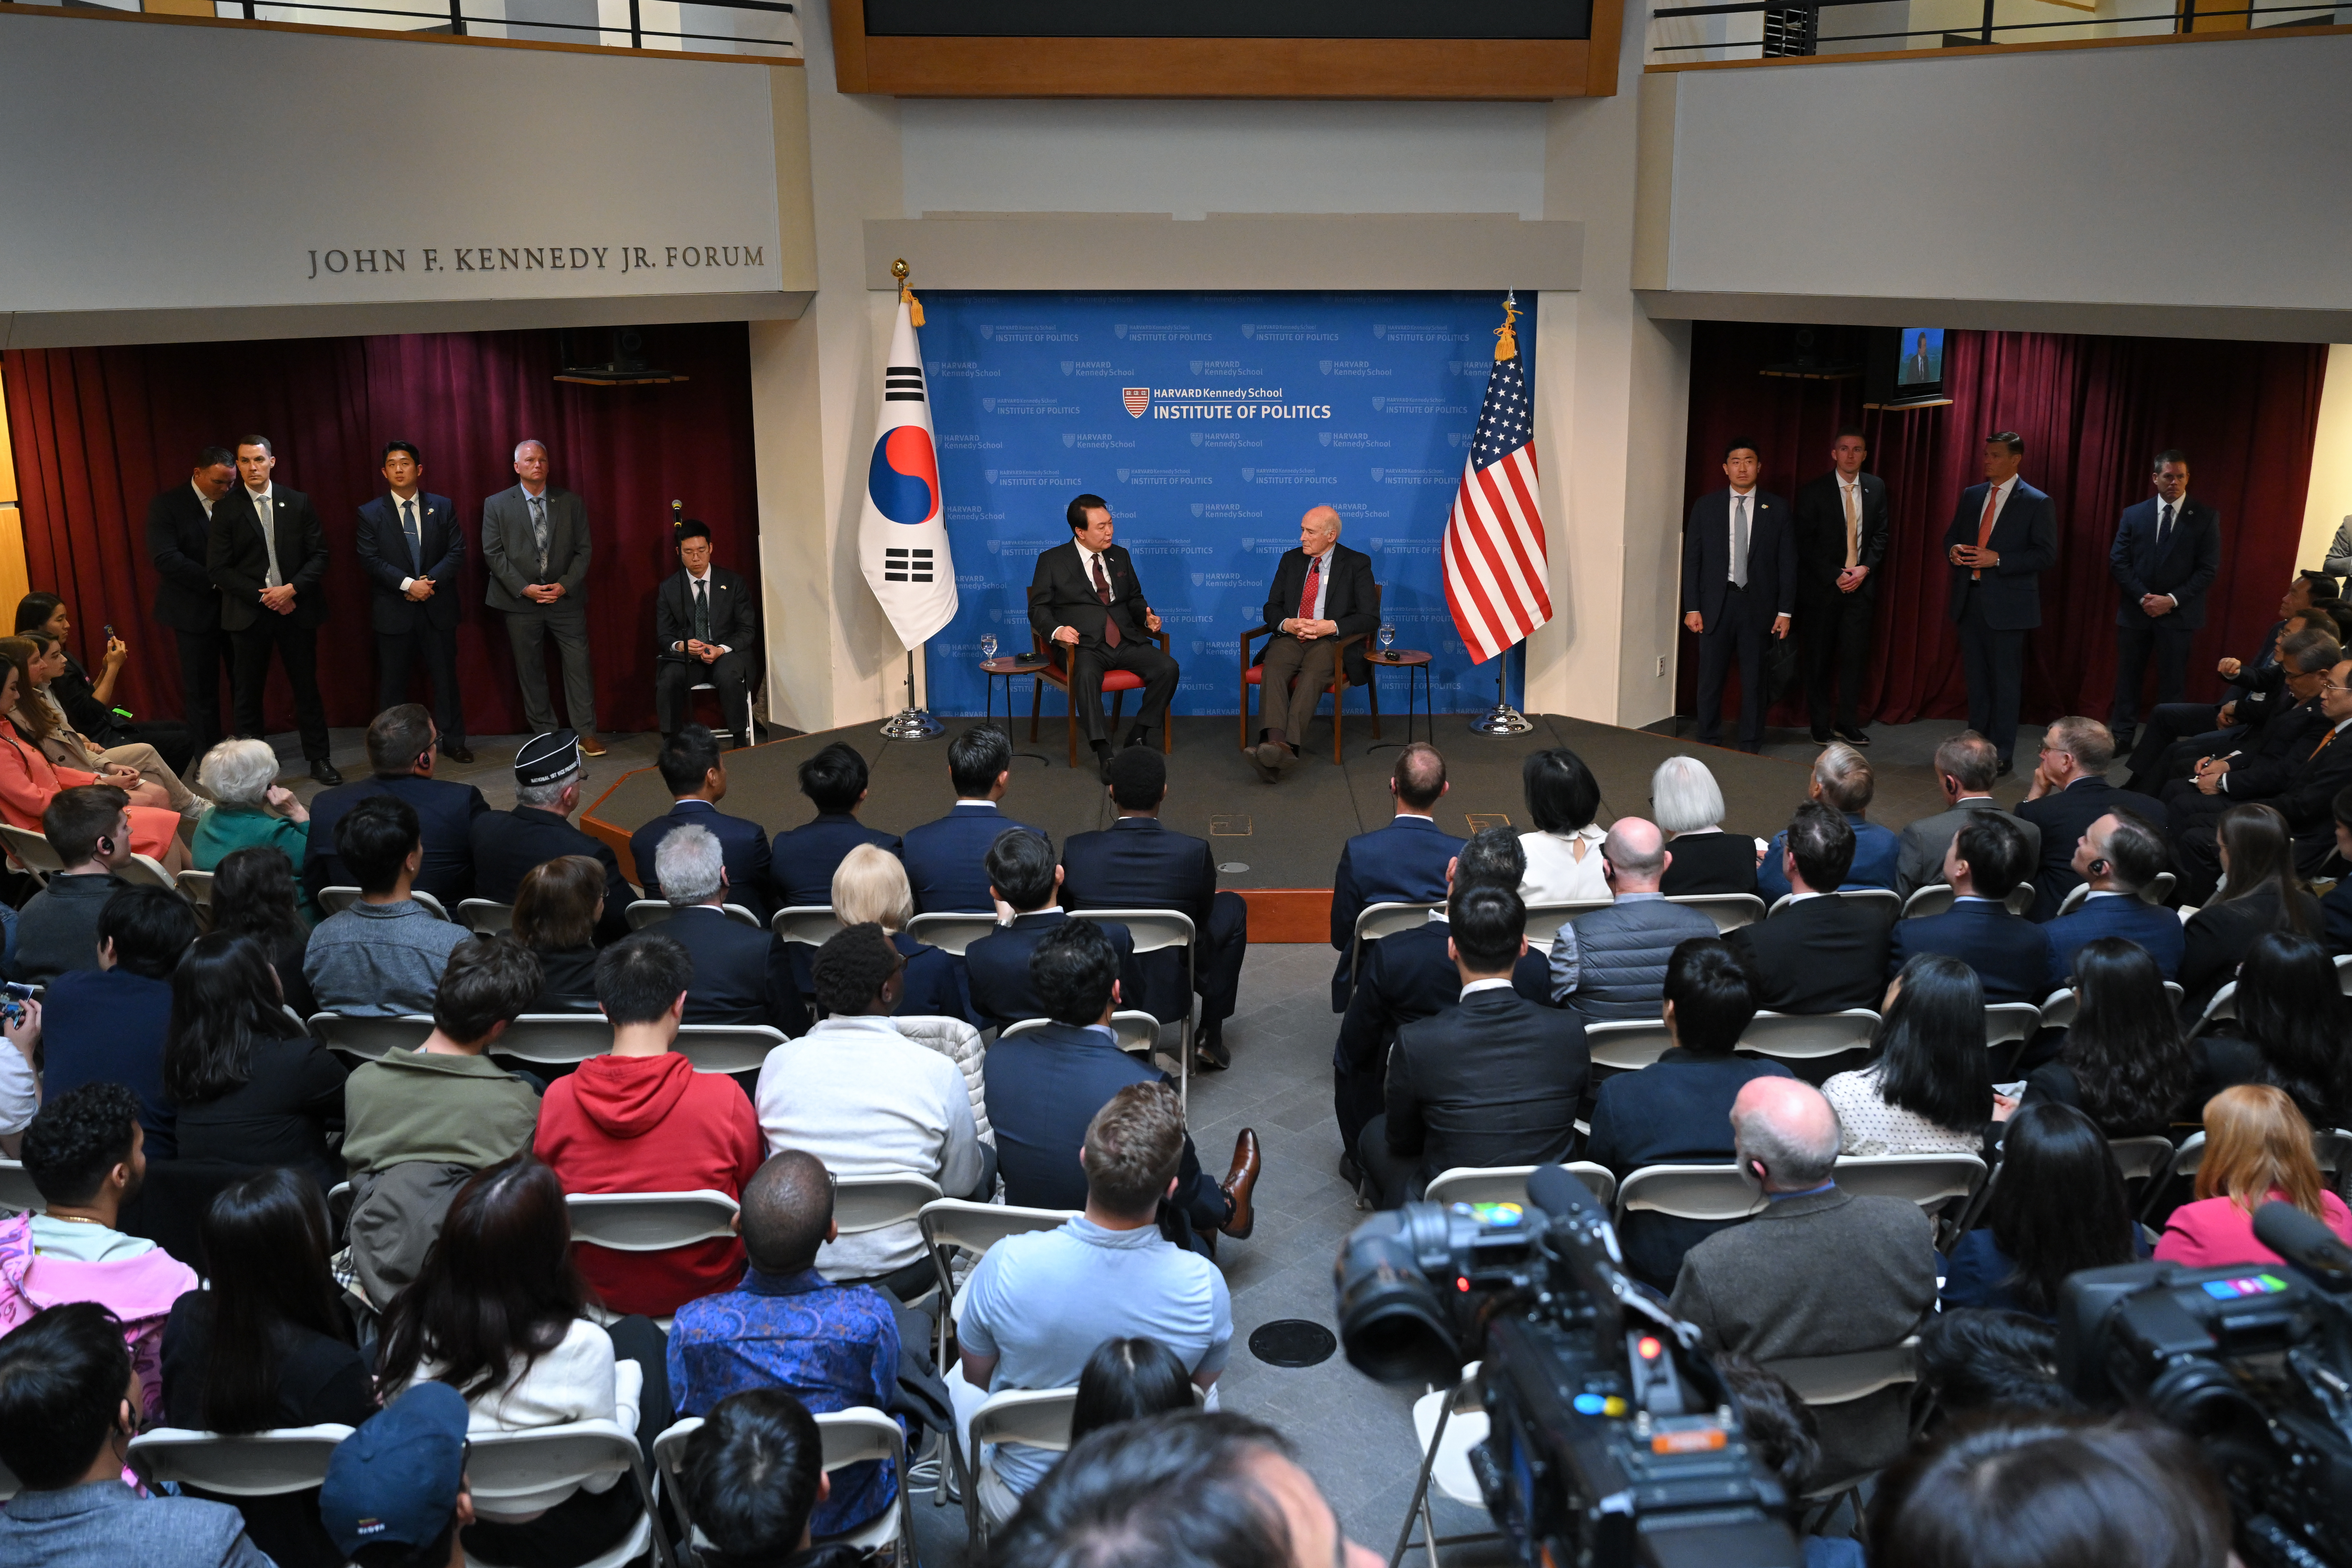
190 479 217 518
1978 474 2018 533
673 565 731 654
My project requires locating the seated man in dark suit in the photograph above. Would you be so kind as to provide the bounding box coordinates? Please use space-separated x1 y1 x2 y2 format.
650 823 807 1035
1888 813 2048 1003
1335 828 1556 1171
1060 747 1248 1069
1584 938 1794 1290
1328 742 1465 1008
630 725 773 924
1756 743 1901 900
654 518 760 749
1359 884 1589 1208
1728 802 1895 1014
303 704 489 909
771 740 902 911
1246 504 1378 780
1668 1076 1935 1481
982 919 1259 1250
2015 716 2168 921
2325 786 2352 956
2125 612 2326 795
963 829 1141 1032
900 726 1046 916
1894 731 2040 899
468 730 632 946
2165 653 2352 904
2041 812 2184 986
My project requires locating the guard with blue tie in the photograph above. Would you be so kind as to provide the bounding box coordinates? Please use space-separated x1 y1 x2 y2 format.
2109 449 2221 752
355 440 472 763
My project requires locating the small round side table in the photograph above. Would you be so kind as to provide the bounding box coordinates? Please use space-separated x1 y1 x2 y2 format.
1364 649 1433 753
980 655 1052 765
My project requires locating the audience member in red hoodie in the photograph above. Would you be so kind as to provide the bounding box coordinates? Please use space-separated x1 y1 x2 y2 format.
535 930 764 1316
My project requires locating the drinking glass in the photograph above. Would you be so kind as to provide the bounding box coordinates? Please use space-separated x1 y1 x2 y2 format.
980 633 999 661
1378 622 1396 657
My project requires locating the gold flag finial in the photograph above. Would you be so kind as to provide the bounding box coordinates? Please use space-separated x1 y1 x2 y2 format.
1493 291 1521 363
892 258 924 326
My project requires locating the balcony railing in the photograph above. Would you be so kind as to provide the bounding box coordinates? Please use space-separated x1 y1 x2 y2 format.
1648 0 2348 64
1 0 799 58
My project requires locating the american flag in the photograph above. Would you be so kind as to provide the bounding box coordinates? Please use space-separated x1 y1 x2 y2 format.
1442 305 1550 666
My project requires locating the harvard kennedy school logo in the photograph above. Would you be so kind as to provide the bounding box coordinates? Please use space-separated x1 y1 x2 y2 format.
1123 387 1151 418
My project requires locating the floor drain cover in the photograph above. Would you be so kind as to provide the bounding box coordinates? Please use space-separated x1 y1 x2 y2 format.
1249 1319 1338 1368
1217 861 1251 873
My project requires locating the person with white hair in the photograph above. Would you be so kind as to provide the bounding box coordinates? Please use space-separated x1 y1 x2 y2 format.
481 439 605 756
832 842 977 1024
1754 741 1903 900
1650 754 1762 897
653 823 807 1034
188 738 311 901
1668 1076 1937 1480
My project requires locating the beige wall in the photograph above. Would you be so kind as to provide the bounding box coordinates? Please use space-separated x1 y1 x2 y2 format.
2299 344 2352 572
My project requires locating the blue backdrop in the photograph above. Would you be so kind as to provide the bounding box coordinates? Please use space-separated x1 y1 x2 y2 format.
918 290 1533 720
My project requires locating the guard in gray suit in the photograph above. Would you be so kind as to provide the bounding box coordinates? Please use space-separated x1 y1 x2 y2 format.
482 439 604 753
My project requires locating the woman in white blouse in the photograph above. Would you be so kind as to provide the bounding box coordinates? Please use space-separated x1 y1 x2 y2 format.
1518 748 1611 905
376 1157 650 1568
1822 955 2011 1157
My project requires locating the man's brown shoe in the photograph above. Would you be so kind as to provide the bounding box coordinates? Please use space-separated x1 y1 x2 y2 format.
578 733 609 758
1219 1129 1261 1239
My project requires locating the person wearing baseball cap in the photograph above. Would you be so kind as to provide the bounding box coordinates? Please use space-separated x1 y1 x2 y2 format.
319 1382 473 1568
466 730 631 945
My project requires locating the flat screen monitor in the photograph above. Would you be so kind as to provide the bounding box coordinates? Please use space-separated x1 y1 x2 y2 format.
1867 326 1946 405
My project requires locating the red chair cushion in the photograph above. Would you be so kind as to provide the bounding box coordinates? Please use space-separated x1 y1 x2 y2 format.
1244 667 1263 685
1101 670 1146 692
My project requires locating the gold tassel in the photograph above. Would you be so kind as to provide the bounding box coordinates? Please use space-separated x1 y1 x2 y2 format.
902 283 925 328
1493 294 1521 363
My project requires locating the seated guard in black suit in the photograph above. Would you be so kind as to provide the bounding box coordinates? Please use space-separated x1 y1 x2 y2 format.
963 828 1142 1032
1726 802 1895 1015
469 730 633 946
1247 504 1378 780
1060 748 1249 1070
655 519 761 748
1028 493 1179 778
649 822 807 1035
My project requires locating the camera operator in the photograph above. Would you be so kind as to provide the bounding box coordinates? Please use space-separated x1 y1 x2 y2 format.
1869 1413 2231 1568
1669 1077 1935 1481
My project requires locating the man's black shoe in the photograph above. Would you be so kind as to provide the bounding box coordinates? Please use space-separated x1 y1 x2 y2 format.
1996 756 2015 778
441 744 475 765
1835 724 1871 747
1124 725 1150 749
1196 1033 1231 1073
1809 729 1833 745
310 760 343 787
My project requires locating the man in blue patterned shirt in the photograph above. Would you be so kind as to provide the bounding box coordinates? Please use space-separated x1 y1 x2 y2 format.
667 1149 902 1539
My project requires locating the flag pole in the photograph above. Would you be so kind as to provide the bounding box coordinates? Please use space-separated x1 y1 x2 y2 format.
1469 645 1533 735
875 257 946 742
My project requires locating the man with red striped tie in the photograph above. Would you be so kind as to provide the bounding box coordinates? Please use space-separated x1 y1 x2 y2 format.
1249 505 1380 781
1030 494 1181 781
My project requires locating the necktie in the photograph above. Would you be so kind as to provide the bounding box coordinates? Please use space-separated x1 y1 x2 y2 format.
1973 484 2001 581
1297 554 1321 629
2313 726 2339 763
2158 501 2175 550
694 578 712 644
529 494 550 578
1842 481 1861 571
1730 495 1749 589
255 493 283 589
402 499 422 575
1091 553 1121 648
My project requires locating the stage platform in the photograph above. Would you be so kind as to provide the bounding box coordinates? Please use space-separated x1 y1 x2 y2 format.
580 712 1946 941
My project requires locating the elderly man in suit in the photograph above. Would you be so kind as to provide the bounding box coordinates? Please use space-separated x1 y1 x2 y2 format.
1945 432 2058 775
483 438 605 756
355 440 472 765
2124 573 2335 792
1793 428 1889 747
1029 493 1178 779
1756 743 1901 901
2110 451 2223 751
2016 716 2169 921
304 704 489 908
1669 1076 1936 1481
1061 746 1249 1070
655 519 759 748
144 446 237 759
2041 812 2185 985
207 435 339 784
651 824 806 1034
631 725 773 925
469 731 632 945
963 829 1141 1033
1888 814 2048 1003
1681 437 1795 754
1728 803 1895 1014
1896 732 2041 899
901 726 1046 915
1328 743 1465 1009
2165 655 2352 903
1247 504 1378 780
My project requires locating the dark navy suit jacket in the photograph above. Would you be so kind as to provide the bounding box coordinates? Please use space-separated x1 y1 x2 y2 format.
889 929 978 1029
964 909 1142 1032
1334 917 1555 1078
1888 897 2050 1004
1330 815 1465 1009
771 812 902 910
982 1019 1215 1219
631 799 776 923
1061 816 1216 1028
470 807 634 946
1943 479 2058 630
662 904 808 1035
2325 880 2352 958
305 773 491 907
1755 812 1903 902
901 803 1047 915
354 490 465 633
1680 487 1797 629
2042 892 2186 989
2111 495 2221 630
2015 776 2170 922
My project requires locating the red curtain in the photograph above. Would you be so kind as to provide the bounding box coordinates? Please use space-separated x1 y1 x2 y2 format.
1678 324 2329 728
1 323 758 737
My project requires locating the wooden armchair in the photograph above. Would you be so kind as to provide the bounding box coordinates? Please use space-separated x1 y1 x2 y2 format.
1238 582 1382 762
1027 616 1175 768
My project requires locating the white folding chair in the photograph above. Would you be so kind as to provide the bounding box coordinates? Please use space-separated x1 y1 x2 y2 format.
2140 1132 2207 1224
670 1024 786 1075
1350 901 1442 1002
307 1012 435 1065
457 898 517 937
488 1014 617 1066
0 823 61 882
176 868 216 912
318 886 450 921
1584 1019 1675 1072
1764 1339 1919 1500
1984 1002 2041 1050
1083 907 1200 1104
460 1419 668 1568
771 905 845 951
127 1424 355 1496
2052 884 2089 920
2105 1135 2176 1187
1738 1009 1880 1066
2317 1130 2352 1177
116 852 179 892
836 1174 947 1315
564 1190 741 1252
1613 1163 1766 1225
627 899 761 932
907 912 1003 957
0 1158 46 1216
1424 1162 1617 1212
1900 884 1954 920
998 1010 1162 1059
1522 899 1608 945
2337 953 2352 995
1663 892 1767 933
918 1197 1080 1371
1832 1153 1986 1243
1391 1360 1496 1568
1767 888 1899 920
2006 882 2037 917
963 1386 1079 1549
2201 979 2238 1023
